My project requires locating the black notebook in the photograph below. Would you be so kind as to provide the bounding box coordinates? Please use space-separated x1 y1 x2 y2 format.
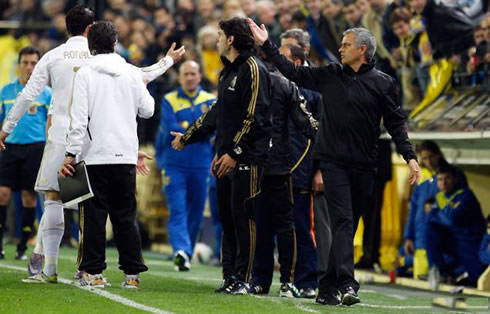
58 161 94 207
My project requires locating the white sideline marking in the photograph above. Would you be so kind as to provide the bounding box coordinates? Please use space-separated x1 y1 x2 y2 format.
294 303 320 313
0 263 172 314
358 303 488 310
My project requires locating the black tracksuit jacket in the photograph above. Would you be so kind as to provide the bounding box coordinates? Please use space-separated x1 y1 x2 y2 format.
264 73 318 175
182 50 272 165
261 39 416 170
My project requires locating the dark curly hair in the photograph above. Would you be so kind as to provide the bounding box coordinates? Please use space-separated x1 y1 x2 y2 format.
219 17 256 53
88 21 117 55
66 5 94 36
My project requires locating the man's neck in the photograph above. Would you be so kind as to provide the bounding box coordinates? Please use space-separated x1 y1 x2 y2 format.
19 78 27 85
348 60 368 72
183 88 198 98
224 48 240 64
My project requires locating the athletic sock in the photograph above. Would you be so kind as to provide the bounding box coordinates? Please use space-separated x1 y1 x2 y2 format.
18 206 36 253
33 213 45 255
42 200 64 276
0 205 7 251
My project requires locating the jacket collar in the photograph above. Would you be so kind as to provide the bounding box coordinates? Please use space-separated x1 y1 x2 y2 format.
221 49 254 70
177 85 203 100
343 59 375 76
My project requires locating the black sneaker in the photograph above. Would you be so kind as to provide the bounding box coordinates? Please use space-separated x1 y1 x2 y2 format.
0 250 4 260
341 286 360 306
230 281 250 295
316 289 341 305
279 283 301 298
299 287 316 299
215 278 235 293
250 284 269 295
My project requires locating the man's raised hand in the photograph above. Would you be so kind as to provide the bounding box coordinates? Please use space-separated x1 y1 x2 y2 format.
166 42 186 64
247 18 268 46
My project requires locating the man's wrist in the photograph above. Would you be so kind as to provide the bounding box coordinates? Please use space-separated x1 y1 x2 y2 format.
65 151 76 158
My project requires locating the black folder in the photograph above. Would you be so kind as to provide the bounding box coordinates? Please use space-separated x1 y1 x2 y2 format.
58 161 94 207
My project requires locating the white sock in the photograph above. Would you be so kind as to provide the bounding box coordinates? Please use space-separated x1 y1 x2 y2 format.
42 200 64 276
33 214 45 255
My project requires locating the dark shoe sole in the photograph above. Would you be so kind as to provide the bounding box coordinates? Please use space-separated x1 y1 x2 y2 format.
342 294 360 306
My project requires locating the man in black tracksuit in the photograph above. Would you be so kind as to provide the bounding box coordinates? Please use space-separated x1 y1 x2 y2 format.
172 17 271 295
251 71 317 297
249 22 421 306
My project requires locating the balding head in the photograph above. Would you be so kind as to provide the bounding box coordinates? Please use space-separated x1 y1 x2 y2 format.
179 60 202 94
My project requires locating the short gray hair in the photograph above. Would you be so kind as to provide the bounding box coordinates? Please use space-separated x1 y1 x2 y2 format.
280 28 311 49
343 27 376 61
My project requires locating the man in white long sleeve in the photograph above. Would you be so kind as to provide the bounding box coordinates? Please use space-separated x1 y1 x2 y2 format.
59 21 178 289
1 5 183 284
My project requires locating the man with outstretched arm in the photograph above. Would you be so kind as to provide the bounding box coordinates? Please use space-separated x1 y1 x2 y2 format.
248 20 420 306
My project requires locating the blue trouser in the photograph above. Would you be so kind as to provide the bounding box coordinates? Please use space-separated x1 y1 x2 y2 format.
426 221 485 286
164 167 208 257
293 189 318 289
208 178 222 259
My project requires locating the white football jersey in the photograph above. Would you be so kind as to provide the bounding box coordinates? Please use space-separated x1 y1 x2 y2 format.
3 36 173 145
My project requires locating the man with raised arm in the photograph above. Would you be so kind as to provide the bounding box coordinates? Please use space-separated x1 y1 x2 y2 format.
248 19 420 306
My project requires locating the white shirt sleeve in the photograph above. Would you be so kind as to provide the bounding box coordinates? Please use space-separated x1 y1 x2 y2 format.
137 56 174 83
66 70 89 156
2 52 51 133
136 76 155 119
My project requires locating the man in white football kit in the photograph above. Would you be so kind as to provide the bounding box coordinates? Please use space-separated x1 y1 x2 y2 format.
0 5 184 283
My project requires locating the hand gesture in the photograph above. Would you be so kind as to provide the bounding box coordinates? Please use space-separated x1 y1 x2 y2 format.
136 151 152 176
403 239 414 256
247 18 269 46
170 131 185 150
408 159 421 185
0 130 8 151
59 156 75 177
166 42 186 64
312 170 324 193
216 154 237 178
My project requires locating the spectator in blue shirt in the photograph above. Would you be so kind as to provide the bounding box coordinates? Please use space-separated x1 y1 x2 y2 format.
426 164 486 287
0 47 51 260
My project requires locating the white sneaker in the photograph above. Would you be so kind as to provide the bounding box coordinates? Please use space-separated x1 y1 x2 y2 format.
428 266 441 291
22 272 57 284
173 250 191 271
79 273 106 288
121 274 140 289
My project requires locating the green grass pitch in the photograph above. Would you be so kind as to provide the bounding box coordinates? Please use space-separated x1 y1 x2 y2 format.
0 244 488 313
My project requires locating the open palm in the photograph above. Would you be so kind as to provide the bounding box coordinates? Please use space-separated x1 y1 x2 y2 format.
247 18 269 46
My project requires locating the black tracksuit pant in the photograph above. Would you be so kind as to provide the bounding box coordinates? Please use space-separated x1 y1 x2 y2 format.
216 164 262 283
319 162 374 293
78 164 148 275
252 174 297 287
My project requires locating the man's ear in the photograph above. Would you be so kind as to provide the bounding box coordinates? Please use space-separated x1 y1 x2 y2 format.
84 24 92 36
227 35 234 46
360 44 367 56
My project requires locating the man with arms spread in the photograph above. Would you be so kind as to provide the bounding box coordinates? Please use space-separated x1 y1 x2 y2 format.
0 5 183 283
172 17 271 295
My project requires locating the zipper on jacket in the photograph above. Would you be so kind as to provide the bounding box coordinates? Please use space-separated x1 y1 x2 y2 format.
87 116 93 141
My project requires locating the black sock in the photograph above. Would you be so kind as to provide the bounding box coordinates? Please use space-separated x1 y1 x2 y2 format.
0 205 7 251
18 206 36 253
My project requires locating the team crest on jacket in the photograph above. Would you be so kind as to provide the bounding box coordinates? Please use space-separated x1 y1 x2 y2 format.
228 76 237 91
234 146 242 155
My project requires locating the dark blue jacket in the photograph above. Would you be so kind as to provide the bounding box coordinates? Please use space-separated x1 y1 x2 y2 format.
289 87 322 190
